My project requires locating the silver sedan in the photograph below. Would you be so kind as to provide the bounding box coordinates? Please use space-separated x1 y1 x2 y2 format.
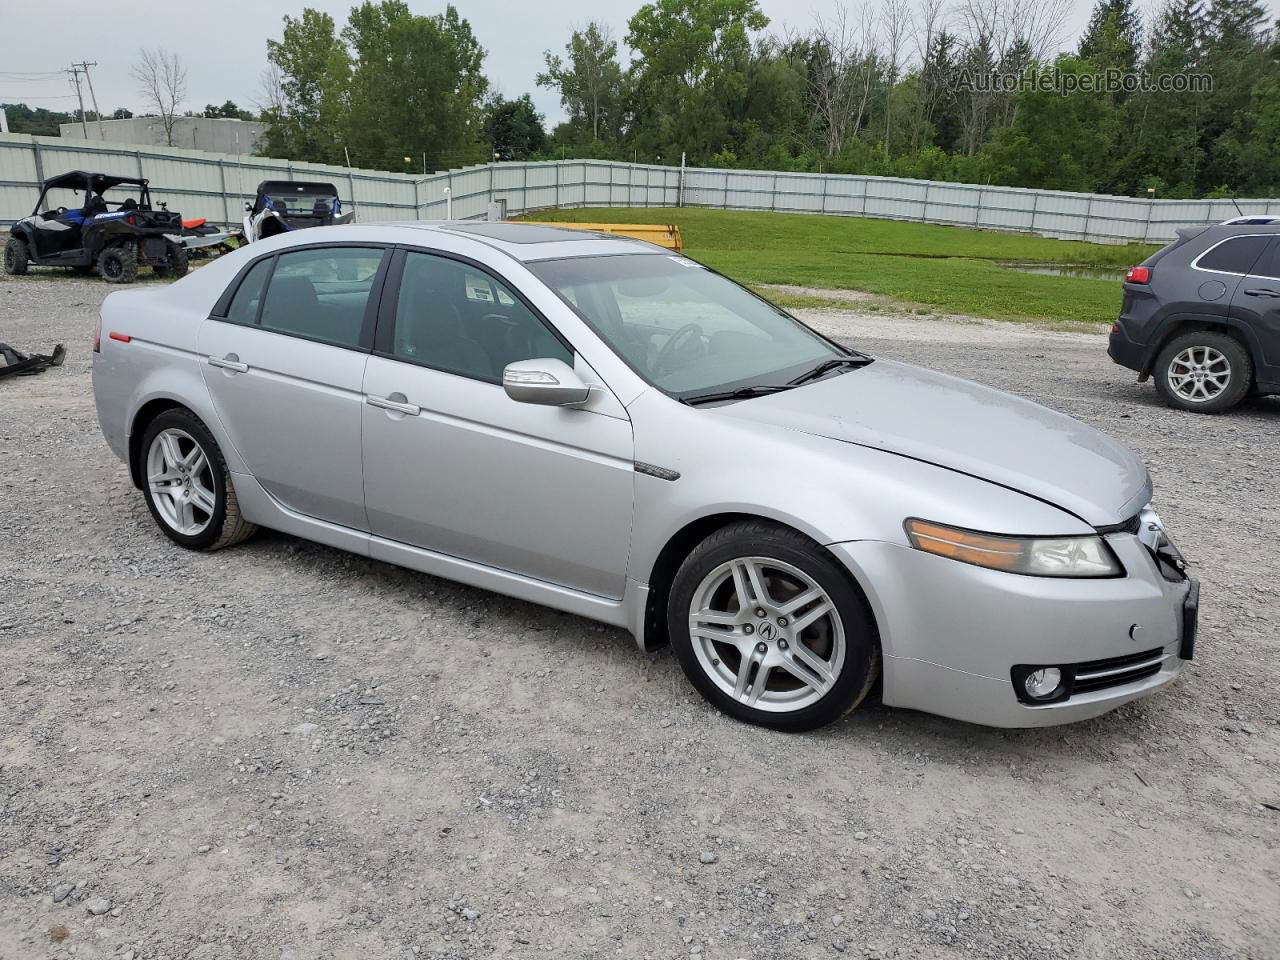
92 222 1199 730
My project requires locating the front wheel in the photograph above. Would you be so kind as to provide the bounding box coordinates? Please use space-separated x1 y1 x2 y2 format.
4 236 29 275
138 409 258 551
1153 331 1252 413
668 521 880 731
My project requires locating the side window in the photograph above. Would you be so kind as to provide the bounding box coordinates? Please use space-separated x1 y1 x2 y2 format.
1247 240 1280 280
1197 236 1271 276
225 257 272 326
392 251 572 382
258 247 385 348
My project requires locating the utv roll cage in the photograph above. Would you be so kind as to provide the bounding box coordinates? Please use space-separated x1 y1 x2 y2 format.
33 171 156 217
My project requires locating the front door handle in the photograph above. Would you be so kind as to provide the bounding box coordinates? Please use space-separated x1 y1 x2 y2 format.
1244 287 1280 298
366 393 421 416
207 354 249 373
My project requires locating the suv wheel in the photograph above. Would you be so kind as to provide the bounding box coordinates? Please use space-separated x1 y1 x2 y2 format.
139 409 258 551
668 521 880 731
98 244 139 284
1154 331 1252 413
4 236 29 275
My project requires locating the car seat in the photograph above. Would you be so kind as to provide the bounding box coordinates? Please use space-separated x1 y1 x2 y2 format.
397 267 493 378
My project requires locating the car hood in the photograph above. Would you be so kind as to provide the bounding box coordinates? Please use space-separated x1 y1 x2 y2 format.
711 360 1151 527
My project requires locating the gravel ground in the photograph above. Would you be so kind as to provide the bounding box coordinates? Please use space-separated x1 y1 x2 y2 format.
1 273 1277 960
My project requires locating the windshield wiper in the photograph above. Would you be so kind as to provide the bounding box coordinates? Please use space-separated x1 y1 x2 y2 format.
787 355 874 387
681 384 795 406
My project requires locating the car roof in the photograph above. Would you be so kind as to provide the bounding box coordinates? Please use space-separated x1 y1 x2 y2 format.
385 221 669 262
42 170 146 192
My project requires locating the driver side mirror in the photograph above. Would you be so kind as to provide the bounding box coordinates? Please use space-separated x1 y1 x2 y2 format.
244 202 253 213
503 358 590 407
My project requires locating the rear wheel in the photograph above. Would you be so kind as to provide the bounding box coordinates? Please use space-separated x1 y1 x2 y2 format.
1154 331 1252 413
4 236 29 275
668 521 880 731
98 243 138 284
138 409 258 551
153 240 189 279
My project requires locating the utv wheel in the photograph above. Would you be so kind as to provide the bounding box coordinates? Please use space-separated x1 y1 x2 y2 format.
668 521 880 731
98 244 138 284
1154 331 1252 414
153 240 189 279
3 236 29 275
139 409 258 551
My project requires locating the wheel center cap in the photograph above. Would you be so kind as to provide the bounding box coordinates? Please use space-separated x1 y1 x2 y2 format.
757 622 778 642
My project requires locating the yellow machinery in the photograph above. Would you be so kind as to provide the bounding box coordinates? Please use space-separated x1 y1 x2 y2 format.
534 221 683 252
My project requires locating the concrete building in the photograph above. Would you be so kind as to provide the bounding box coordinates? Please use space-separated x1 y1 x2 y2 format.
59 116 266 154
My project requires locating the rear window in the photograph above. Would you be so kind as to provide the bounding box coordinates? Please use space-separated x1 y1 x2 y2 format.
1196 235 1271 275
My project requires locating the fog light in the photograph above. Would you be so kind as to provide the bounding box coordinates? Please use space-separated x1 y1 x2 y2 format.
1023 667 1063 700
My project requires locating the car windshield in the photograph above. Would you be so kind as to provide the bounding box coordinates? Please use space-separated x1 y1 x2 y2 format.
263 191 338 216
529 253 847 397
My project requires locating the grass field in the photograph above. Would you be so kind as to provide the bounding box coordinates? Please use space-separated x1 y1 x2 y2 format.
526 207 1160 326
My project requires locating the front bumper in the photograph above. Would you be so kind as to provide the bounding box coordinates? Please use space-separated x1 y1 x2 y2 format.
829 528 1195 728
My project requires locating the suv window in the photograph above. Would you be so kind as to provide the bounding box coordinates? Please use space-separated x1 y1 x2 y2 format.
392 251 571 381
1196 235 1271 275
258 247 385 347
226 257 272 326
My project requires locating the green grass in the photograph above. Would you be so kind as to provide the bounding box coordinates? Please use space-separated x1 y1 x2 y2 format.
525 207 1158 326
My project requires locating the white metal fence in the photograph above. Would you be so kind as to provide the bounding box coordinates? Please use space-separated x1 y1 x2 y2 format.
3 132 1276 245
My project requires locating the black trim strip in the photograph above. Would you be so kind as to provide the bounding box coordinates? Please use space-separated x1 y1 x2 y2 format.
634 462 680 482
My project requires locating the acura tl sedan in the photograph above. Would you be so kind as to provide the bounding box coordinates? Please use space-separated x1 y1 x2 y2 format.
92 222 1199 730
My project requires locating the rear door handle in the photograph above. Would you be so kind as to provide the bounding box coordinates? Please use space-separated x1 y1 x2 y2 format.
207 354 249 373
366 393 421 416
1244 288 1280 298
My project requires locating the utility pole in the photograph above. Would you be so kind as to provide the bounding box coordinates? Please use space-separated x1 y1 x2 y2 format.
66 65 89 137
74 61 104 139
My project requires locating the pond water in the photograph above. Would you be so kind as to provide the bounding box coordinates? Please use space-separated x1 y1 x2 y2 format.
999 262 1126 281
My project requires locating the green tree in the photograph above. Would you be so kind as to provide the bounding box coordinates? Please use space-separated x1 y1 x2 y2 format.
485 94 547 160
262 9 349 161
1078 0 1143 73
626 0 769 159
341 1 488 171
537 22 626 144
203 100 256 121
981 56 1120 191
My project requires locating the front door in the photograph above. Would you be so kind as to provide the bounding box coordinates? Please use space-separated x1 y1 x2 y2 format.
198 244 388 530
361 248 635 599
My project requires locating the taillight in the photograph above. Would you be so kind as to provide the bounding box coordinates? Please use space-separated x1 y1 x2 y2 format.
126 214 136 226
93 313 102 352
1125 266 1150 284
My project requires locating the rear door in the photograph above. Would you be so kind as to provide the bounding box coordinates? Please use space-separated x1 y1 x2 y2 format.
360 247 635 599
1227 237 1280 382
198 244 389 530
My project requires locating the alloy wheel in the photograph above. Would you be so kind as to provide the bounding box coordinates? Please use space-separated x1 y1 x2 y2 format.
687 557 846 713
1167 345 1231 403
146 428 216 536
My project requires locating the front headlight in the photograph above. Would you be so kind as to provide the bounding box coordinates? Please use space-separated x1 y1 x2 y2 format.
904 518 1123 578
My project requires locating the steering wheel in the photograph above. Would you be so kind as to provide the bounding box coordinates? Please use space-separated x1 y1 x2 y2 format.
654 323 704 376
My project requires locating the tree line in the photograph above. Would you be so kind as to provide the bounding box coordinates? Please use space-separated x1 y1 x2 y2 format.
5 0 1277 197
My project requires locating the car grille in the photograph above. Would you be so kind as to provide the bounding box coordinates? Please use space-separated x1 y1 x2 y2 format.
1071 647 1167 695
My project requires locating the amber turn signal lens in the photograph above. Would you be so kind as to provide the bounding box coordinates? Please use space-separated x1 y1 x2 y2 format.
904 519 1024 570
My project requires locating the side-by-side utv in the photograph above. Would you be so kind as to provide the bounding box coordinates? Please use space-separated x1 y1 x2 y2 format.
242 180 354 243
4 171 191 283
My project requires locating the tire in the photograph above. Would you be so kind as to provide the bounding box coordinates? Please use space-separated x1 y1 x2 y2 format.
4 236 29 275
98 243 139 284
138 409 258 551
667 521 880 732
1153 331 1252 414
154 240 189 279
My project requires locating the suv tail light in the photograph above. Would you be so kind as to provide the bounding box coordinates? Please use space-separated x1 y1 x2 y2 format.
93 312 102 353
1125 266 1151 284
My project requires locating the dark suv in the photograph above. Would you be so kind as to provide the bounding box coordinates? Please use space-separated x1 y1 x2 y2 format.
1109 219 1280 413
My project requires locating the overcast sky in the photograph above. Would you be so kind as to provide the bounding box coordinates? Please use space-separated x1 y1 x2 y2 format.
0 0 1252 129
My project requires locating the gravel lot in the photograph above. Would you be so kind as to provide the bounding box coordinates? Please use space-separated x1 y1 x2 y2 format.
1 273 1277 960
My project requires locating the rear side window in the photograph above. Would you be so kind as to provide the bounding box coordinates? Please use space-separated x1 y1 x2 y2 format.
1196 236 1271 275
225 258 272 326
258 247 385 348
